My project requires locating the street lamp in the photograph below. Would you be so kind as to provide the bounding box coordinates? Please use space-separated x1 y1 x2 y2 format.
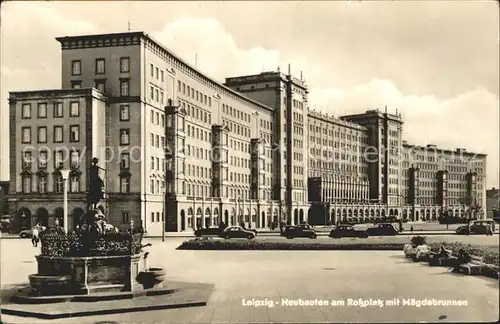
60 169 70 234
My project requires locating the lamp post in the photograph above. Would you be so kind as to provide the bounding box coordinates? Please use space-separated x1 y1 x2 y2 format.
60 169 70 234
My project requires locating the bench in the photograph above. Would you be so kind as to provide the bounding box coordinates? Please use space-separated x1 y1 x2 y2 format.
459 255 485 275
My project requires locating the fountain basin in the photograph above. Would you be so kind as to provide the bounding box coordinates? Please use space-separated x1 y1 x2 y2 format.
136 267 166 289
31 254 142 296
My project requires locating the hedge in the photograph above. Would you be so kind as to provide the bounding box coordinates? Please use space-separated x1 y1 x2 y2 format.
177 238 499 267
177 238 406 251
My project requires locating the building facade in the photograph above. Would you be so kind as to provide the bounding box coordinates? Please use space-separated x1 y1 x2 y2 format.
7 31 488 235
486 188 499 220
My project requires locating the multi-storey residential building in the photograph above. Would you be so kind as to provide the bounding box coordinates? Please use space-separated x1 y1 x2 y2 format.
8 89 106 229
6 31 488 235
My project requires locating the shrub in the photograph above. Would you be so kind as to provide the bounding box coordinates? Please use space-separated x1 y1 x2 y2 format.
177 239 405 251
410 235 427 247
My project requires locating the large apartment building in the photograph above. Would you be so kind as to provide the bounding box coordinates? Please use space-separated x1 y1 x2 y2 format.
7 31 487 235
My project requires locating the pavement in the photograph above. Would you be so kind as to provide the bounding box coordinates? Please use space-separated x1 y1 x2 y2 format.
1 237 499 323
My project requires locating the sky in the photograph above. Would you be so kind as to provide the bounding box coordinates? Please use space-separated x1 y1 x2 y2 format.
1 1 498 188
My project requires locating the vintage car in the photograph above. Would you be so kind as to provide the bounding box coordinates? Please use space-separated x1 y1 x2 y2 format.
365 223 399 236
456 220 496 235
221 226 256 239
19 229 33 238
194 226 225 237
282 225 317 239
329 225 369 238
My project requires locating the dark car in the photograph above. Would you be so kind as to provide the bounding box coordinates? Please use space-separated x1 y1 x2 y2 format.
329 225 369 238
365 223 398 236
19 229 33 238
222 226 256 239
456 220 496 235
194 226 224 237
282 225 317 239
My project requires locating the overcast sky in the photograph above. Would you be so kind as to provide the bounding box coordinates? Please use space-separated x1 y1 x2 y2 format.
1 1 498 188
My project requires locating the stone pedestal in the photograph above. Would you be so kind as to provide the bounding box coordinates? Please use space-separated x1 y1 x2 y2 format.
30 254 141 296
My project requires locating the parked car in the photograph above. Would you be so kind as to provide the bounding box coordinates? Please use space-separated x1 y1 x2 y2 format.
365 223 398 236
456 220 496 235
194 226 224 237
329 225 369 238
221 226 256 239
282 225 317 239
19 229 32 238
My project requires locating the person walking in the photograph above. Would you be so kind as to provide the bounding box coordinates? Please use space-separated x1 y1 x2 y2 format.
486 223 493 236
31 224 40 247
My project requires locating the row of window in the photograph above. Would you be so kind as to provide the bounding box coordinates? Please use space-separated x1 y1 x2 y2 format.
21 175 80 193
71 57 130 76
21 102 79 119
181 100 212 125
21 126 80 144
177 80 212 107
22 150 80 169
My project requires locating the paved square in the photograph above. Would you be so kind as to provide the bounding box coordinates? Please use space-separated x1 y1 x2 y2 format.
1 237 498 323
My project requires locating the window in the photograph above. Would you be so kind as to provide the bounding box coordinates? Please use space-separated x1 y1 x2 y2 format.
70 101 80 117
71 81 82 89
54 102 63 118
54 174 63 193
122 212 130 224
150 86 154 100
39 150 47 168
120 57 130 73
38 176 47 193
70 176 80 192
21 127 31 143
37 103 47 118
22 104 31 119
54 150 64 169
23 151 32 169
150 63 154 77
95 80 106 92
120 129 130 145
95 58 105 74
71 60 81 76
120 79 129 96
120 177 130 193
155 67 159 80
70 151 80 168
54 126 63 143
37 126 47 143
120 153 130 169
69 125 80 142
160 70 164 82
151 156 155 169
120 104 130 121
22 176 32 193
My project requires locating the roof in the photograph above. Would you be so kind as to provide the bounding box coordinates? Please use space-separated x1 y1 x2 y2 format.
55 32 273 113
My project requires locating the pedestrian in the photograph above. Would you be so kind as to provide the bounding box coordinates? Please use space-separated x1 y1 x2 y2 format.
486 223 493 236
31 224 40 247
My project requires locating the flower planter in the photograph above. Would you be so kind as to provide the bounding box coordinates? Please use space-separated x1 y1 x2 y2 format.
136 267 166 289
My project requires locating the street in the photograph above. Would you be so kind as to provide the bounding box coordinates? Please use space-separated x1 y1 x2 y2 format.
1 237 498 323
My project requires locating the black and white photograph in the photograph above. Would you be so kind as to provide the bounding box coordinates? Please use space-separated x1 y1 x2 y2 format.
0 1 498 323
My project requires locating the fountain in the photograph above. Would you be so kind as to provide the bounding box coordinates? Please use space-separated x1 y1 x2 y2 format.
2 158 213 319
